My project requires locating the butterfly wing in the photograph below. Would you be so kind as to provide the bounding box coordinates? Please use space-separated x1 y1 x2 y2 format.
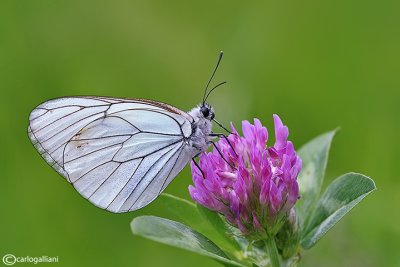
28 96 195 212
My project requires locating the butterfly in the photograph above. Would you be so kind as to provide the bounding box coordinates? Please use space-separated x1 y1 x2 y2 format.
28 52 229 213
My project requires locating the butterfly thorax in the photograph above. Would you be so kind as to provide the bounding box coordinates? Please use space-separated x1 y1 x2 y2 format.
188 104 214 153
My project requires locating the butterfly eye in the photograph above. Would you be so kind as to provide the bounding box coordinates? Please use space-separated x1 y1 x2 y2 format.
200 106 210 118
210 113 215 120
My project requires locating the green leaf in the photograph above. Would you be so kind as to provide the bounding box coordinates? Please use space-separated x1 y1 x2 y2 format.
196 204 241 254
137 194 240 256
300 173 376 249
131 216 246 267
296 130 337 229
146 193 203 228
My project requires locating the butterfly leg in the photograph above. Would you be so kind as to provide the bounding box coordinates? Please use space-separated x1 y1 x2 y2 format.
192 154 205 179
209 133 238 158
208 140 235 169
212 118 232 134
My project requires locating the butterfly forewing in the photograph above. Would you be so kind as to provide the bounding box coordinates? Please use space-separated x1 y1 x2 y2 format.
28 97 194 212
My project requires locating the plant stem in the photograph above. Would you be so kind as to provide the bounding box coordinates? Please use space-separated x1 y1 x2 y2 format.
265 234 280 267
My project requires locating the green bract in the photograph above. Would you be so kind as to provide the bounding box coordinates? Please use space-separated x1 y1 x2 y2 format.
130 131 376 267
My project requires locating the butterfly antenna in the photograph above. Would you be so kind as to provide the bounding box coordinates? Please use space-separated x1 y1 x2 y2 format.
204 81 227 103
202 51 224 104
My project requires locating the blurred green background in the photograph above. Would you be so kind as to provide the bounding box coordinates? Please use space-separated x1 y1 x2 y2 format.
1 0 399 266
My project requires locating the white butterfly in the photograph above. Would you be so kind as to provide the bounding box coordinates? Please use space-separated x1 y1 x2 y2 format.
28 52 227 213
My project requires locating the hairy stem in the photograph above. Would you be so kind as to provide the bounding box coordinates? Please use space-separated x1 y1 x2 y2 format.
265 235 280 267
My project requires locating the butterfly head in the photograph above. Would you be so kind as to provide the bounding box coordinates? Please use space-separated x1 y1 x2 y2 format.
200 103 215 120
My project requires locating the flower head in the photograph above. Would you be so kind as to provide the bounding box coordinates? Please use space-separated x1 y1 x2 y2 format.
189 115 302 237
